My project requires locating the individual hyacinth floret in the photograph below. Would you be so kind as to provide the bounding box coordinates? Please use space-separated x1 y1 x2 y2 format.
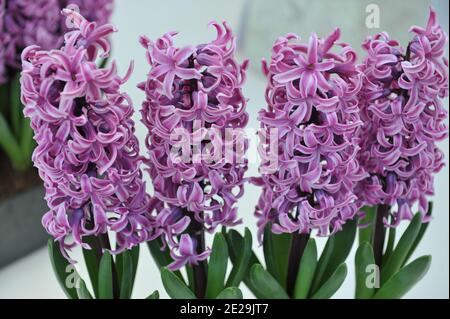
254 29 366 241
139 22 249 270
356 8 449 226
20 9 154 259
0 0 113 84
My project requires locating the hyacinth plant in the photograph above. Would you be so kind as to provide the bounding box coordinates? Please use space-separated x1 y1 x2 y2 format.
354 8 448 299
20 9 158 299
0 0 113 171
227 29 367 299
15 6 447 300
139 22 251 299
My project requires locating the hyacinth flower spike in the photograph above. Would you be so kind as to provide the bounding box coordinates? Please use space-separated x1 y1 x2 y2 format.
353 8 448 299
230 28 367 299
20 9 158 299
140 21 251 299
0 0 114 171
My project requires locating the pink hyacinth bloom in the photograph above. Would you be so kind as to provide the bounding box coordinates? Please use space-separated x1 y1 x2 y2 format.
0 0 113 85
20 9 154 259
140 22 249 270
356 8 449 226
255 29 366 241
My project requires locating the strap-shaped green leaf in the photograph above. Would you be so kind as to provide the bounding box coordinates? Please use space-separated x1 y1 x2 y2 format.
226 228 253 288
355 242 376 299
119 251 134 299
374 255 431 299
205 233 229 298
381 213 422 285
226 229 263 298
47 239 79 299
161 267 196 299
248 264 289 299
146 290 160 299
116 245 139 298
263 226 291 288
358 206 376 245
76 278 93 299
311 219 356 294
19 116 34 163
404 203 433 265
82 236 101 298
0 112 27 170
293 238 317 299
130 245 140 284
216 287 243 299
383 225 396 264
262 226 278 281
10 73 22 138
185 265 195 291
311 263 347 299
98 252 114 299
323 219 356 281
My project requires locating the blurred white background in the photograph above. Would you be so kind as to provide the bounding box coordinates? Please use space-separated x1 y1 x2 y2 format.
0 0 448 299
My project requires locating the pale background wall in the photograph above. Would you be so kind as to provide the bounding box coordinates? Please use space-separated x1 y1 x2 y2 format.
0 0 448 299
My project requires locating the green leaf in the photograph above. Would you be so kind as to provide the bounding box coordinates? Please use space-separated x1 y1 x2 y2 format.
248 264 289 299
374 255 431 299
293 238 317 299
358 206 376 245
311 263 347 299
272 232 292 288
119 251 134 299
216 287 243 299
311 218 356 294
82 236 101 298
0 112 27 170
381 213 422 285
146 290 160 299
147 238 184 282
19 116 34 163
117 245 140 291
10 73 22 138
76 278 93 299
323 219 357 281
262 226 278 280
355 242 376 299
225 229 263 298
161 267 196 299
226 228 253 288
383 224 396 264
404 203 433 265
130 244 140 284
47 239 79 299
263 226 291 288
98 252 114 299
310 238 334 294
185 265 195 291
205 233 229 298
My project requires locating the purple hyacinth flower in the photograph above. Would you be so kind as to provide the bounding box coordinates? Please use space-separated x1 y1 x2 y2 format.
0 0 113 85
140 22 249 270
254 29 366 241
356 8 449 226
20 9 154 259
